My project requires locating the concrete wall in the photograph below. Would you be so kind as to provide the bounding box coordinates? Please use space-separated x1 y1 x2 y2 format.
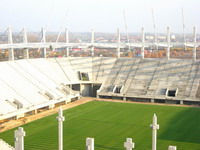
80 84 92 97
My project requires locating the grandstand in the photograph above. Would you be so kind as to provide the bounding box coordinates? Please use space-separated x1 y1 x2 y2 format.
0 57 200 122
0 139 14 150
97 58 200 105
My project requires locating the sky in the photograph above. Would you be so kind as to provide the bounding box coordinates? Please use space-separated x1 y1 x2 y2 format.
0 0 199 33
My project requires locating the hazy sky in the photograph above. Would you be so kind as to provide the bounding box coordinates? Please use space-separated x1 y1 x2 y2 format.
0 0 199 33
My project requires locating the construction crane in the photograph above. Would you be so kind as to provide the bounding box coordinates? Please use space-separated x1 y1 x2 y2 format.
151 8 158 51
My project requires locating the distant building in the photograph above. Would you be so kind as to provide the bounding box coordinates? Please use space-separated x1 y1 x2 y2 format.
146 36 154 40
171 35 176 40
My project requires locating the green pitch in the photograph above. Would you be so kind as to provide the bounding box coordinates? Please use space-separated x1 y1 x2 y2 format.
1 101 200 150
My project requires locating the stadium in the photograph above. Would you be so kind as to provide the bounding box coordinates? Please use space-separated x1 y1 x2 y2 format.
0 4 200 149
0 53 200 149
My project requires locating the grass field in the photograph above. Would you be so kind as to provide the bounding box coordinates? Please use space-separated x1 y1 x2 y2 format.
1 100 200 150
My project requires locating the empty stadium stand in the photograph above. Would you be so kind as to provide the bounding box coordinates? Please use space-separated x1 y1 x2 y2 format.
97 58 200 104
1 57 200 121
0 139 14 150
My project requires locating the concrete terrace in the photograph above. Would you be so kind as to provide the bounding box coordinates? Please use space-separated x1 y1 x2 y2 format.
1 57 200 121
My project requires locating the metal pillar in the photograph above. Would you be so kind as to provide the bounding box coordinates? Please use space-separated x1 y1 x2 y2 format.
56 107 65 150
166 26 170 60
117 28 120 58
14 127 25 150
91 28 94 57
193 26 197 60
150 114 159 150
42 27 47 58
8 26 14 61
23 27 29 59
86 138 94 150
65 28 69 57
141 27 145 59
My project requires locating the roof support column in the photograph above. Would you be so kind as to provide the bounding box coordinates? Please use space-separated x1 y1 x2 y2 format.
117 28 120 58
193 26 197 60
23 27 29 59
8 26 14 61
141 27 145 59
166 26 170 60
65 28 69 57
91 28 94 57
42 27 47 58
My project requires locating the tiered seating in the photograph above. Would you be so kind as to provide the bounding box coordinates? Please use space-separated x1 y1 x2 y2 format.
120 59 141 94
145 59 167 96
0 139 14 150
125 59 160 97
92 57 116 83
150 59 199 99
67 57 93 81
186 61 200 98
0 78 22 104
0 58 82 119
1 57 200 119
100 59 125 93
14 60 65 100
0 62 39 107
167 60 195 98
28 59 69 85
0 100 17 115
153 59 184 96
53 58 80 83
98 58 200 101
